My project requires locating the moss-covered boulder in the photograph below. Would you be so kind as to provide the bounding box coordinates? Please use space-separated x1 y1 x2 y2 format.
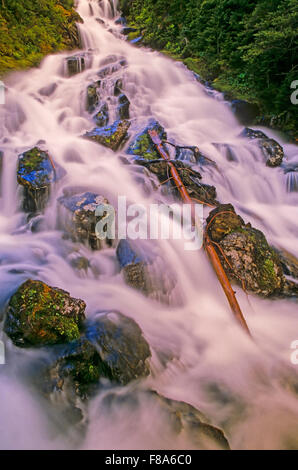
206 204 285 297
241 127 284 167
41 312 151 399
58 191 113 250
4 280 86 348
127 119 167 160
83 120 131 151
17 147 65 213
86 81 101 113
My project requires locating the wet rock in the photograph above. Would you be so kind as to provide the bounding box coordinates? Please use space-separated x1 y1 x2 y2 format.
175 145 203 164
115 16 126 26
70 256 90 272
117 239 149 294
129 35 143 45
65 53 89 77
261 138 284 167
241 128 268 140
127 119 167 160
84 120 131 151
86 81 101 113
93 103 109 127
100 390 230 450
4 280 86 348
121 27 138 36
285 171 298 192
284 160 298 192
117 93 130 120
241 128 284 167
136 158 217 205
41 312 151 399
62 9 83 50
213 143 239 163
154 393 230 450
58 191 113 250
97 59 127 79
114 78 123 96
206 204 285 297
231 100 260 125
17 147 64 213
274 248 298 297
116 240 176 301
39 83 58 97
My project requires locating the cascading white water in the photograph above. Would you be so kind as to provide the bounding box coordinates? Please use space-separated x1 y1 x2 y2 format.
0 0 298 450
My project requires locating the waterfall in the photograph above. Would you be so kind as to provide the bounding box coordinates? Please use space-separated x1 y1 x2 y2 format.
0 0 297 450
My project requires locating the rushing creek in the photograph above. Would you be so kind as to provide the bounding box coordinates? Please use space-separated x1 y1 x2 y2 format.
0 0 298 450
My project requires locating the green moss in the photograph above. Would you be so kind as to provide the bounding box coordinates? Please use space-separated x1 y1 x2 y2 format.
21 148 44 172
127 30 141 41
0 1 82 77
131 132 160 160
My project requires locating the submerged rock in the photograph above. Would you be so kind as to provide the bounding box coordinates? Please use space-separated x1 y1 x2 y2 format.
241 128 284 167
231 100 260 125
114 78 123 96
100 390 230 450
97 58 127 80
17 147 64 213
65 53 88 77
261 138 284 167
206 204 285 297
154 393 230 450
127 119 217 204
41 312 151 399
117 93 130 120
136 158 217 205
4 280 86 347
127 119 167 160
84 120 131 151
86 81 101 113
93 102 109 127
58 191 113 250
116 240 176 302
273 248 298 297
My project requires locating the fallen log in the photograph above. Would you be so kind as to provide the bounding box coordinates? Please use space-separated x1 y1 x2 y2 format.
148 129 251 336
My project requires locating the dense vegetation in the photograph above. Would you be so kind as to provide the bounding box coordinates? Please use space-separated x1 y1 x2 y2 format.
0 0 82 75
120 0 298 136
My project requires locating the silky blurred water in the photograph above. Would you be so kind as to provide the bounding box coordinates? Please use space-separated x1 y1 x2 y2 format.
0 0 297 450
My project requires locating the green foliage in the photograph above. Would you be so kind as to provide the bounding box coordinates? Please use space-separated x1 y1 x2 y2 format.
121 0 298 135
0 0 81 76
